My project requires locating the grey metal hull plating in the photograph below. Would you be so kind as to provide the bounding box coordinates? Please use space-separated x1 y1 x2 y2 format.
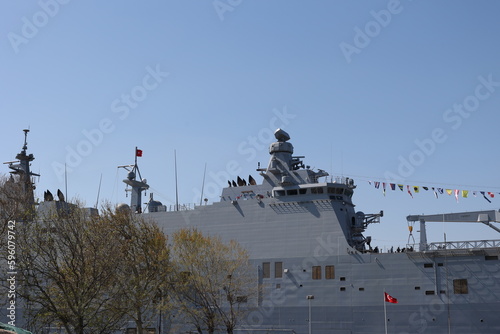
146 194 500 334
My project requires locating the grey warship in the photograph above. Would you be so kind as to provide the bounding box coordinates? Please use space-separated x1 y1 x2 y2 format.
120 128 500 334
8 129 500 333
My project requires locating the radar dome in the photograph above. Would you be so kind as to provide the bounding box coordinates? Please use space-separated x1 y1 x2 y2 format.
274 128 290 142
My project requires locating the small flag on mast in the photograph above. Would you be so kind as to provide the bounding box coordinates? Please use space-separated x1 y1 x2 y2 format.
136 149 143 157
384 292 398 304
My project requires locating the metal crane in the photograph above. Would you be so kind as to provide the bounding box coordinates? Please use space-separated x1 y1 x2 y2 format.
407 210 500 251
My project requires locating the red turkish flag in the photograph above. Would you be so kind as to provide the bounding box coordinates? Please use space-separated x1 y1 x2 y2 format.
136 149 143 157
384 292 398 304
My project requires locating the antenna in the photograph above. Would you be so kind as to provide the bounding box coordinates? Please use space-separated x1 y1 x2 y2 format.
341 150 344 177
65 163 68 201
95 173 103 208
200 163 207 206
174 150 179 211
330 143 334 182
23 128 29 150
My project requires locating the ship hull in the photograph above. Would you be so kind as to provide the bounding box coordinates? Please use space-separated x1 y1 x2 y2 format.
147 196 500 333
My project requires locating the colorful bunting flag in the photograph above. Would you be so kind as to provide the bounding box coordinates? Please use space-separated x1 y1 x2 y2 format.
481 191 492 203
366 179 497 204
407 185 413 198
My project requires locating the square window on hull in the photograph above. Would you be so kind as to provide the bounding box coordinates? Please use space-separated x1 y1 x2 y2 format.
275 262 283 278
453 279 468 294
263 262 270 278
312 266 321 279
325 265 335 279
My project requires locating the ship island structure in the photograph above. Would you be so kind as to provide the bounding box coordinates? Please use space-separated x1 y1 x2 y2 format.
6 128 500 333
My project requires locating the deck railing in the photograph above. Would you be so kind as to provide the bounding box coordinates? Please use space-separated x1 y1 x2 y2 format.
426 239 500 250
407 239 500 251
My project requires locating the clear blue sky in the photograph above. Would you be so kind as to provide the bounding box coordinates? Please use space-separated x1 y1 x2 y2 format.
2 1 500 249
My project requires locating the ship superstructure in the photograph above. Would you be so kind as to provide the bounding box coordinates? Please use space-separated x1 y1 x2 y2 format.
4 129 39 210
122 128 500 333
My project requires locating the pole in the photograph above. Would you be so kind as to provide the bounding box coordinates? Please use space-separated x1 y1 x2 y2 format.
135 146 138 167
174 150 179 211
384 291 388 334
200 163 207 206
306 295 314 334
95 173 102 208
309 298 312 334
445 233 451 334
64 163 68 201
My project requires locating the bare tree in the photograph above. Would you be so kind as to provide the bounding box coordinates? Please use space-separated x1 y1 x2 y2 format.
0 174 34 241
16 201 126 334
101 205 171 334
171 228 255 334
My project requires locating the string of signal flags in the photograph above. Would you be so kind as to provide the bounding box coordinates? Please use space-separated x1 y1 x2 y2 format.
367 180 498 203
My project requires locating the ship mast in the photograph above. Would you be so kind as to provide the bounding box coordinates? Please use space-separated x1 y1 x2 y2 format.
118 147 149 213
4 129 40 218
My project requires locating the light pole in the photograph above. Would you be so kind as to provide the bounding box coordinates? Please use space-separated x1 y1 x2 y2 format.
306 295 314 334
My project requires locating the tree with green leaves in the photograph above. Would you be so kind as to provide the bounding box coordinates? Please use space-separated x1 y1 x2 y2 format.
171 228 255 334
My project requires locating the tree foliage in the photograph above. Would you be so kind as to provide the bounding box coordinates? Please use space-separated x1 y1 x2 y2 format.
172 228 255 334
16 202 126 334
0 172 255 334
0 175 34 243
101 205 171 334
13 201 172 334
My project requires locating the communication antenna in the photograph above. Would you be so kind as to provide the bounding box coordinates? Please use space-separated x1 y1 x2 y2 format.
95 173 103 208
200 163 207 206
65 163 68 201
174 150 179 211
